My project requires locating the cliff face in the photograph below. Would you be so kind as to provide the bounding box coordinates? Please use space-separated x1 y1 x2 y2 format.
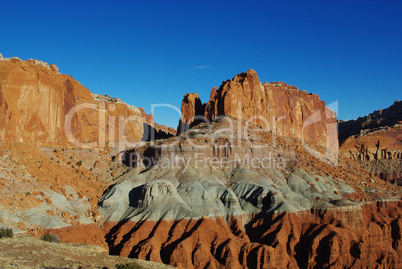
339 101 402 184
0 56 173 242
0 57 145 148
179 70 338 153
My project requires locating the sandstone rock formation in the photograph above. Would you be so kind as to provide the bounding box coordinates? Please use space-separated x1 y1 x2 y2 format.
0 56 172 242
177 92 204 135
178 70 338 154
1 56 401 269
339 100 402 184
0 57 144 148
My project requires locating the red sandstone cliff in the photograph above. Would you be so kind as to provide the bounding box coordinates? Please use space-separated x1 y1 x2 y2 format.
178 70 338 153
0 57 144 148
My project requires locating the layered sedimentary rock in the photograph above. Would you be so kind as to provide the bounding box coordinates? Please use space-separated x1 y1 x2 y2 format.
100 118 402 268
0 57 145 148
102 201 402 268
98 71 400 268
178 70 338 153
339 100 402 184
1 56 401 269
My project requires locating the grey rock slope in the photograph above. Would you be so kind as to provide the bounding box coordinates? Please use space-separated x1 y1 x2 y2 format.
99 120 360 224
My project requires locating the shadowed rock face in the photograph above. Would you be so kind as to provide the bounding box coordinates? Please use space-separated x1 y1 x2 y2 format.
177 93 204 135
179 70 338 154
339 100 402 184
140 107 176 141
102 201 402 269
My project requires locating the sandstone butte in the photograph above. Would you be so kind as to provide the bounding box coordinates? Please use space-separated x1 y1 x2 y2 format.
178 69 338 154
0 56 401 269
339 100 402 185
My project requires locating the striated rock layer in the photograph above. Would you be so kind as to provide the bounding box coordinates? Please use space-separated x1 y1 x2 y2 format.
339 100 402 184
179 70 338 154
103 201 402 269
100 118 401 268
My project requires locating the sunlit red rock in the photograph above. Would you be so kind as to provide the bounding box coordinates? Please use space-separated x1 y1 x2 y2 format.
0 58 143 148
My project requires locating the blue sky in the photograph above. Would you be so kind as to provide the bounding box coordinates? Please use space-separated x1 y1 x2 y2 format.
1 0 401 128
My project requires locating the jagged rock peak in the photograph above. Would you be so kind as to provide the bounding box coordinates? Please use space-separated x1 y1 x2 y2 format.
232 69 260 83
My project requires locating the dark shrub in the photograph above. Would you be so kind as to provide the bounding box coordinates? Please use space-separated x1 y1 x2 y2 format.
0 228 13 238
41 233 60 243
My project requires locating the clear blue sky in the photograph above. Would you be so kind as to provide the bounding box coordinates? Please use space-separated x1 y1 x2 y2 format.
1 0 401 128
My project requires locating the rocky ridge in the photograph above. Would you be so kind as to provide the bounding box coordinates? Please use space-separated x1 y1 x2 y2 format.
339 100 402 184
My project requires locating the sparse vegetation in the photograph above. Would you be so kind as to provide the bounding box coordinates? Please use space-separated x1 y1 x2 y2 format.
0 228 14 238
76 160 83 167
53 149 58 153
115 262 141 269
41 233 60 243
